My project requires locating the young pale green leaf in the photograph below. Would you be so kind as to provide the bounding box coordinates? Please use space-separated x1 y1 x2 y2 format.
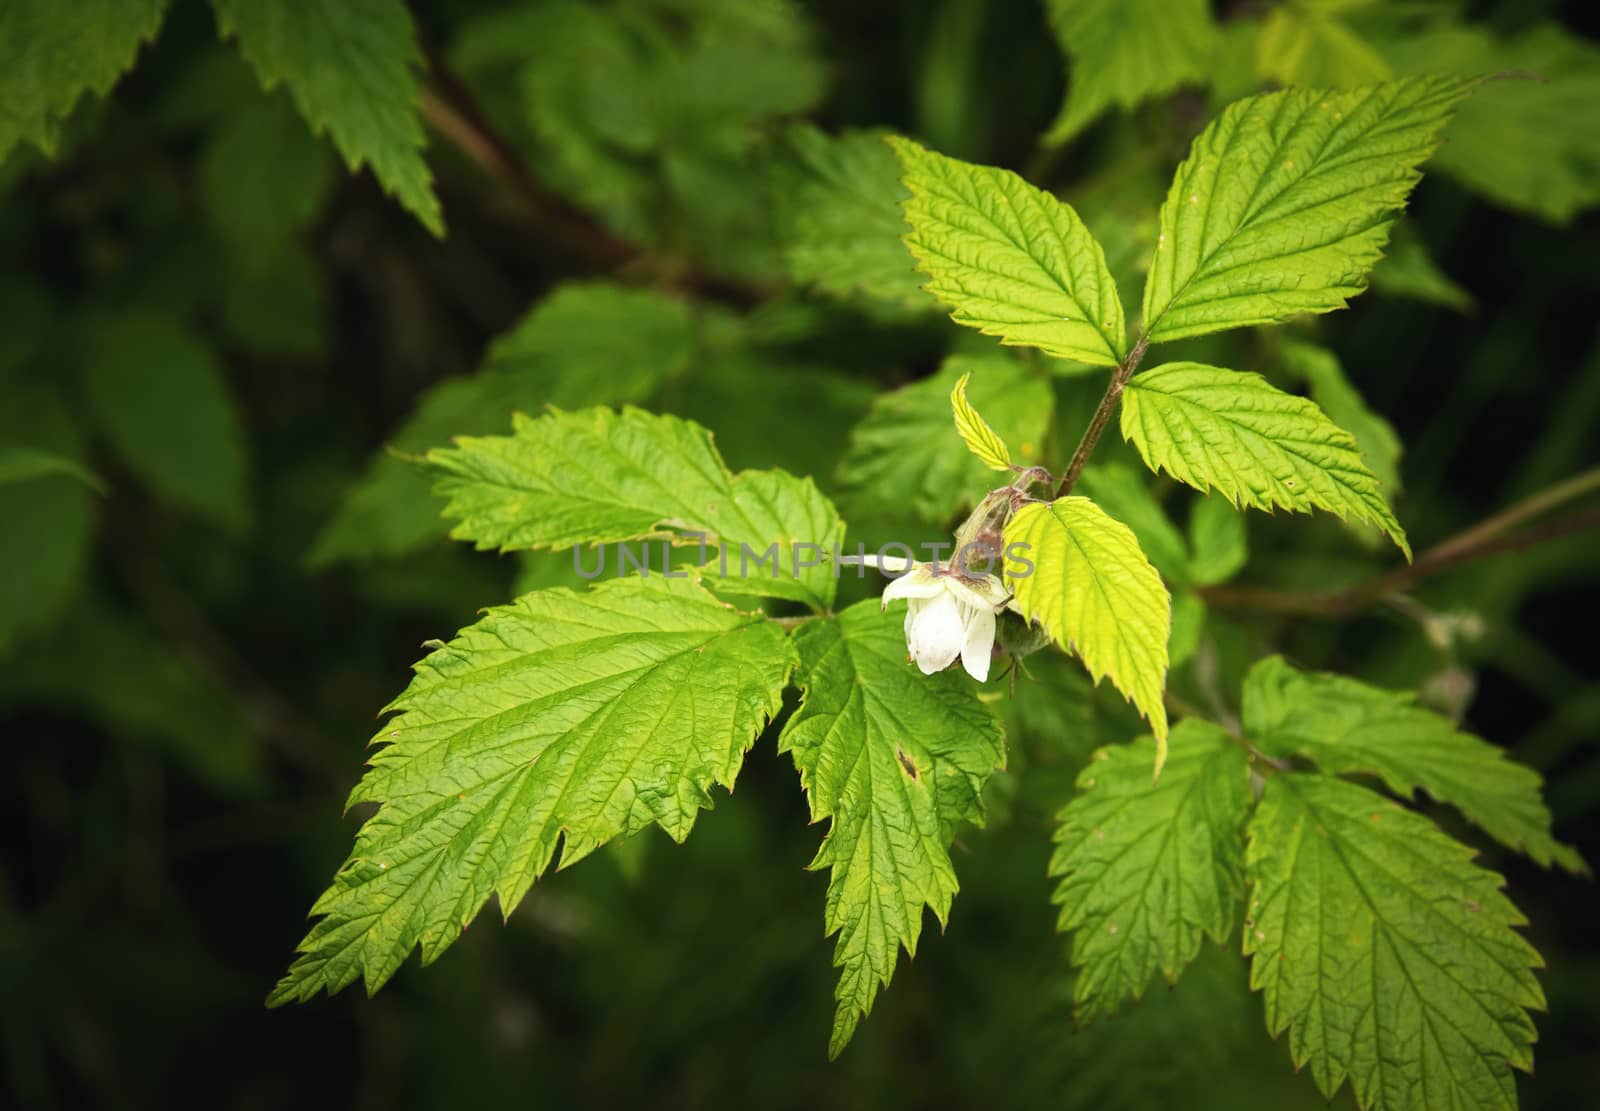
1383 24 1600 225
1051 721 1251 1022
430 406 843 609
0 0 167 162
81 312 249 532
1121 362 1409 558
1003 497 1171 757
269 576 794 1006
1279 341 1404 495
768 125 926 307
837 354 1051 523
780 600 1004 1058
1243 655 1585 874
950 371 1012 472
888 136 1127 366
210 0 442 235
1245 773 1545 1111
310 283 696 566
1043 0 1217 144
1141 77 1473 343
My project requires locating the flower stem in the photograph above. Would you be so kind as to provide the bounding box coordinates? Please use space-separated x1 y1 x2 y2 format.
1054 334 1150 498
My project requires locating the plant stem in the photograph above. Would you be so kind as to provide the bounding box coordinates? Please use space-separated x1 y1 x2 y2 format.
1055 334 1150 498
1198 467 1600 618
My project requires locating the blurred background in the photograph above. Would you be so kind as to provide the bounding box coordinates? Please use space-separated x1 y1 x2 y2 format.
1 0 1596 1107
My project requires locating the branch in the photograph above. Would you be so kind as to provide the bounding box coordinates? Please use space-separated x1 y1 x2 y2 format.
1056 335 1149 497
1198 469 1600 618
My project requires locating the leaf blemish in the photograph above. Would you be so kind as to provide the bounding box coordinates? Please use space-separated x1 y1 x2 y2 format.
895 746 919 781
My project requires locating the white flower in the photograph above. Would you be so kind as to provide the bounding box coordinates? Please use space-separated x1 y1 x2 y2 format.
863 556 1010 681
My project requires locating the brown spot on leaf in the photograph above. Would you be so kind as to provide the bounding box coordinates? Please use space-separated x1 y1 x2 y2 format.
895 747 919 781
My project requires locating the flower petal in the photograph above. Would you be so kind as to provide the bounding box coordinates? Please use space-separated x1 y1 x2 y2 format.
943 572 1009 614
907 591 964 674
881 566 943 606
855 553 920 575
960 605 997 682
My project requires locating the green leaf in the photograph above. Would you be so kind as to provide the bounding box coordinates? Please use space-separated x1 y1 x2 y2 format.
1368 219 1473 312
838 354 1052 524
1245 773 1545 1110
269 576 793 1005
1243 655 1585 874
1076 463 1190 584
767 125 926 308
310 283 696 565
1121 362 1409 558
1186 493 1248 586
1255 2 1391 90
199 88 337 271
430 406 843 609
1141 77 1472 343
0 0 167 162
1043 0 1217 144
0 441 105 493
950 370 1013 471
889 136 1127 366
80 312 249 531
209 0 442 235
1051 721 1251 1022
780 600 1004 1057
1383 25 1600 224
1003 496 1171 754
0 386 94 649
1279 340 1403 495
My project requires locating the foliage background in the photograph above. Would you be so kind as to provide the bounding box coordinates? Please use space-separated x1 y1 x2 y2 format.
2 0 1597 1107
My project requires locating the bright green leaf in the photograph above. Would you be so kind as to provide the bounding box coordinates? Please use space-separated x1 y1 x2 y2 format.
889 135 1127 366
838 354 1052 524
81 312 249 531
950 370 1013 471
1121 362 1409 558
1244 655 1585 874
1245 773 1545 1110
209 0 442 235
269 576 794 1005
1051 721 1250 1021
1043 0 1217 144
0 0 167 162
768 125 926 308
780 600 1004 1057
1141 77 1472 343
1003 496 1171 754
430 406 843 609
